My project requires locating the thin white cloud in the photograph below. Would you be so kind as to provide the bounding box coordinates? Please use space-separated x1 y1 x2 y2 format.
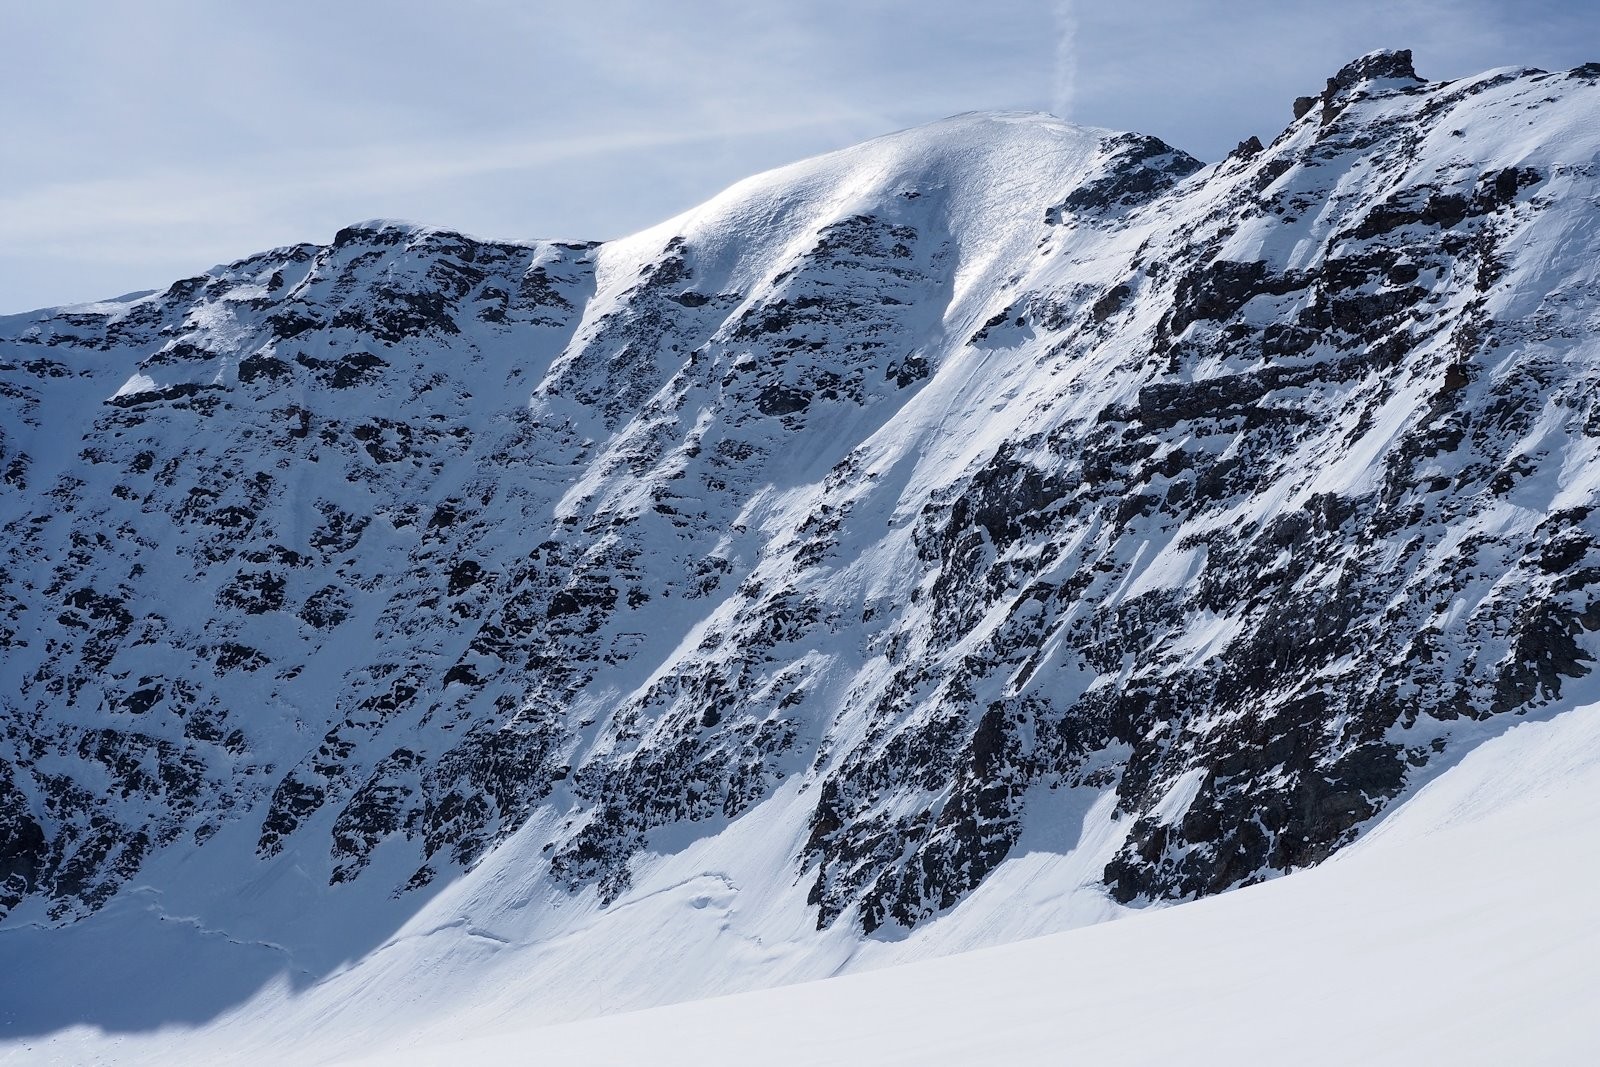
1051 0 1079 120
0 112 868 248
3 1 1591 312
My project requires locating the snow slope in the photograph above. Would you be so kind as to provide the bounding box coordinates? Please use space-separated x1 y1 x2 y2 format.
4 49 1600 1063
12 697 1597 1065
341 698 1600 1066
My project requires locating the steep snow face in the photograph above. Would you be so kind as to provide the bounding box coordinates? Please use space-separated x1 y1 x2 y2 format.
3 49 1600 1039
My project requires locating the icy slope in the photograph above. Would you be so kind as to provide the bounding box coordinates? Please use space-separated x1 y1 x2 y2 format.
4 48 1600 1054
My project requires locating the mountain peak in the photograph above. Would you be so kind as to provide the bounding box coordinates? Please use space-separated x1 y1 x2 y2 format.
1327 48 1424 93
6 49 1600 1061
1294 47 1426 120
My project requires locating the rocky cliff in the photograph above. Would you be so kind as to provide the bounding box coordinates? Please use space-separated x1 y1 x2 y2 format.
4 51 1600 946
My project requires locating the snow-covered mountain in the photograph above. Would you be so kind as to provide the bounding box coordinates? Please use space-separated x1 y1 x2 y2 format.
343 695 1600 1065
4 49 1600 1059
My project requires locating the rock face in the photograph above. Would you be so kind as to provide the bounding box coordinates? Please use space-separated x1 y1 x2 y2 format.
4 52 1600 940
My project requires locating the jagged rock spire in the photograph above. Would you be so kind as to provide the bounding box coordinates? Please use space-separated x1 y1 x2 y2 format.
1295 48 1426 122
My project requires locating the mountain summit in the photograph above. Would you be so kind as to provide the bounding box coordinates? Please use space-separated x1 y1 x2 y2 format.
4 51 1600 1055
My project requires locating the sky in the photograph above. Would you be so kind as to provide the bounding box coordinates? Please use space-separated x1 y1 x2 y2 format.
2 0 1594 313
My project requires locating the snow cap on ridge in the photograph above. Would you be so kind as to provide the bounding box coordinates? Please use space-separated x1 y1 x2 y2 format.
1326 48 1425 94
1294 48 1425 121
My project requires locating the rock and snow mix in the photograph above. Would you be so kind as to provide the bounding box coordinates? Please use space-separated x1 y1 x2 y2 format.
2 50 1599 1062
337 698 1600 1066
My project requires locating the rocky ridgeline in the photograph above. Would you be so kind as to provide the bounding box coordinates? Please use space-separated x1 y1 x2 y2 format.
3 51 1600 935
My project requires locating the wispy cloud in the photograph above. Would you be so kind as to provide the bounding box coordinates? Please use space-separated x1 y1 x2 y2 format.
0 113 866 250
1051 0 1079 120
4 1 1053 310
4 0 1593 313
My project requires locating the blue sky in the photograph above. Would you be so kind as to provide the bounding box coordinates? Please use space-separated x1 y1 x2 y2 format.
2 0 1594 312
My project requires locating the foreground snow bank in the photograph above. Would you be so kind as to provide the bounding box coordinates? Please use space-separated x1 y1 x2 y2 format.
345 700 1600 1066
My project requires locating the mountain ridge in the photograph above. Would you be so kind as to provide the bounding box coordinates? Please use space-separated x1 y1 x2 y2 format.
3 47 1600 1051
